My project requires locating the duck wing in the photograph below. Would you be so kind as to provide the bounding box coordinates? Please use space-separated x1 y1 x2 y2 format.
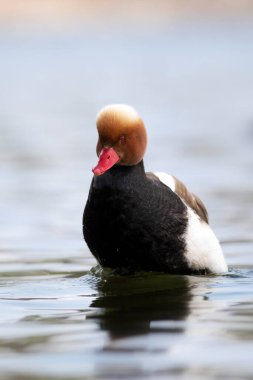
147 172 209 224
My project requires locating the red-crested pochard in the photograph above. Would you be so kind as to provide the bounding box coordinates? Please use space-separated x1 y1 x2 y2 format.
83 104 228 274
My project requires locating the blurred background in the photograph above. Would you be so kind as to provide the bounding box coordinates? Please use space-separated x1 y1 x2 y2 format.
0 1 253 380
0 0 252 261
0 0 253 262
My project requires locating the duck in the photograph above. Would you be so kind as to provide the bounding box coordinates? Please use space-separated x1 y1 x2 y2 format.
83 104 228 275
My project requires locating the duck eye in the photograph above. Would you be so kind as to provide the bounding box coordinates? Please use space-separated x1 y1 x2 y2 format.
119 135 126 144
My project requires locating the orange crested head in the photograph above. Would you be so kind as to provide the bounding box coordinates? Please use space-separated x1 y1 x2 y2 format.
92 104 147 176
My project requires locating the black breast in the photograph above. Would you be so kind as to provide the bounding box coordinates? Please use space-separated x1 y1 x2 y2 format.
83 161 190 274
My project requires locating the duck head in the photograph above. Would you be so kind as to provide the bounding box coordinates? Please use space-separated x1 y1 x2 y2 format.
92 104 147 176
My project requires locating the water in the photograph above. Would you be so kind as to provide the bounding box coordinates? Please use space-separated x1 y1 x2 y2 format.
0 18 253 379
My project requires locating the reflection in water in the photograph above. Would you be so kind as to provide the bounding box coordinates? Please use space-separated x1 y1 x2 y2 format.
0 267 252 379
89 271 191 339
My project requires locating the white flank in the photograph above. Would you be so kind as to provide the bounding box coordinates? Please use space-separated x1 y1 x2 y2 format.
154 172 176 192
184 206 228 274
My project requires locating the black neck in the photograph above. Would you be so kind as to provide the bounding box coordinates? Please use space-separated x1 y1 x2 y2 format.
111 160 145 176
93 160 146 188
